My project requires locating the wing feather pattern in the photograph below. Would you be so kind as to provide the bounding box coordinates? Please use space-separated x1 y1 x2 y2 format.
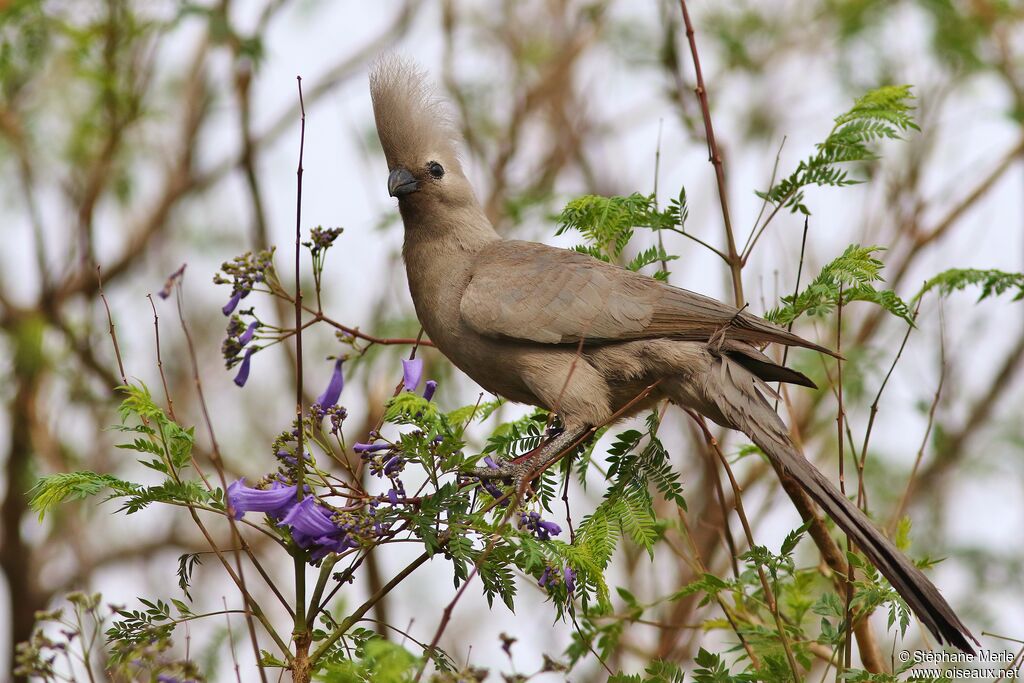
459 241 837 356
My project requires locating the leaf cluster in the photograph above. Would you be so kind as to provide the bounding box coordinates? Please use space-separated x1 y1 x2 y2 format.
758 85 918 215
554 190 687 280
765 244 911 326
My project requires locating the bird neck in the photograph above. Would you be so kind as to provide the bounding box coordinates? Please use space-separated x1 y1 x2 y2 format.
399 201 499 255
400 202 498 346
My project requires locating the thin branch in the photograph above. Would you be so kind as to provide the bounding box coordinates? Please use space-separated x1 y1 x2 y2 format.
96 267 126 386
678 0 744 306
858 299 922 511
742 135 787 262
174 281 286 673
292 75 312 683
888 311 947 533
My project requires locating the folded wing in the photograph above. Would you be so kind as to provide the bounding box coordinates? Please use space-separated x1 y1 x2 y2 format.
460 240 835 357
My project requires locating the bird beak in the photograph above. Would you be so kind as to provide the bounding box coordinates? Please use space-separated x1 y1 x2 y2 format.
387 167 419 197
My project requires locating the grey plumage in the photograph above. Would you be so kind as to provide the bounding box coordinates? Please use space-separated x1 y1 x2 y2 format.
369 55 977 654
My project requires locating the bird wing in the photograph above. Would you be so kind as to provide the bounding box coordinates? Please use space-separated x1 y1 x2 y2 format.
459 240 835 355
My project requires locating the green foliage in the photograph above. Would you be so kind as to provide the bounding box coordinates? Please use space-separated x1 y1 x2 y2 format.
28 471 138 520
914 268 1024 303
757 85 918 215
609 660 686 683
555 189 687 279
29 384 215 522
766 244 912 325
316 638 419 683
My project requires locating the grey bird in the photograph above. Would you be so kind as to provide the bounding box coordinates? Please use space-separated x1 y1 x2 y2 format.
369 56 977 654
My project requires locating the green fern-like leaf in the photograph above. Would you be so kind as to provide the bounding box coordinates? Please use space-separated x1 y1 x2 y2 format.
28 472 138 520
766 244 912 325
758 85 918 215
914 268 1024 303
554 189 687 266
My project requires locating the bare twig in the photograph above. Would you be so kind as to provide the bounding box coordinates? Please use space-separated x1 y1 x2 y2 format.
678 0 744 306
96 267 126 386
858 299 923 511
889 310 948 533
291 76 312 683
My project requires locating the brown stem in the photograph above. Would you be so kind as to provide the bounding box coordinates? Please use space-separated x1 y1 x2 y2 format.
678 0 744 306
96 267 127 386
292 76 311 683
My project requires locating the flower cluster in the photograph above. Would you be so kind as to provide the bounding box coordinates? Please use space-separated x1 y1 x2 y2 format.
227 356 442 562
355 439 408 503
539 564 576 595
518 511 562 541
222 315 259 370
214 248 275 315
280 497 375 561
306 226 344 254
228 483 378 562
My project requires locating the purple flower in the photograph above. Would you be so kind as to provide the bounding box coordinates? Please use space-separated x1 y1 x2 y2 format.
157 264 187 300
387 489 399 505
538 520 562 540
316 358 345 408
519 511 562 541
538 564 576 595
563 567 576 594
233 348 254 387
538 567 552 587
309 534 358 561
354 442 390 454
328 406 347 435
482 480 505 500
402 358 423 392
423 380 438 401
238 321 258 346
226 479 297 520
281 497 340 547
383 455 404 476
222 290 243 316
484 456 500 469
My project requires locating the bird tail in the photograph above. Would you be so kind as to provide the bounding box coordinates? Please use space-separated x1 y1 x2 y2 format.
694 355 978 654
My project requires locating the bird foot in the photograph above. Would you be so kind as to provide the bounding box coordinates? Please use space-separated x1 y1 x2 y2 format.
469 454 542 498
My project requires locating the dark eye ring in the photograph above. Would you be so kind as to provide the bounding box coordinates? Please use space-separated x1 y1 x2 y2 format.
427 161 445 179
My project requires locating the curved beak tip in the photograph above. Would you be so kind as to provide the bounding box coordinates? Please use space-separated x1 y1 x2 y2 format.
387 167 419 197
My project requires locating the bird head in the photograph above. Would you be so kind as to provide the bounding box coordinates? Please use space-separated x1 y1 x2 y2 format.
369 55 476 209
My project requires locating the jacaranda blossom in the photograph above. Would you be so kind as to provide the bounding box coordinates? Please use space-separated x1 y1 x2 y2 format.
309 535 357 561
316 358 345 408
538 565 576 595
281 496 341 547
222 290 243 316
563 567 576 594
238 321 258 346
423 379 438 401
353 442 390 454
519 511 562 541
226 479 297 520
233 348 254 387
402 358 423 392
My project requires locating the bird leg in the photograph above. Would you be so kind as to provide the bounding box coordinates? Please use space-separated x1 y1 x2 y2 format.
470 426 591 497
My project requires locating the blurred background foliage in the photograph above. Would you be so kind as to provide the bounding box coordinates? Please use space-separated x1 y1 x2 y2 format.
1 0 1022 679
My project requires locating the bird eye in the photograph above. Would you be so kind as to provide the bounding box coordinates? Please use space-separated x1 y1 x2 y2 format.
427 161 445 179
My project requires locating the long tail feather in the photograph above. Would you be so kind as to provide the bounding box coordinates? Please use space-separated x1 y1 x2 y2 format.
701 356 977 654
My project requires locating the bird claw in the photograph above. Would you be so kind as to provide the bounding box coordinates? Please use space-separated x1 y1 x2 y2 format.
467 457 537 500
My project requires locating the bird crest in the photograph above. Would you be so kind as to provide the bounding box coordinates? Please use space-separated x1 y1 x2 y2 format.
369 55 461 172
